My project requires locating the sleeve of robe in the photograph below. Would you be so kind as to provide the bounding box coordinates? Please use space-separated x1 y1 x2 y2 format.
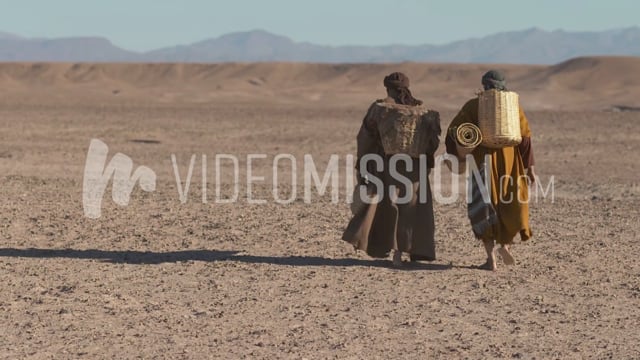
517 105 535 169
423 111 441 169
355 102 384 182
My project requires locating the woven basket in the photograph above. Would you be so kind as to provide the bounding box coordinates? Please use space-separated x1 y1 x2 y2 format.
373 102 440 158
478 89 522 148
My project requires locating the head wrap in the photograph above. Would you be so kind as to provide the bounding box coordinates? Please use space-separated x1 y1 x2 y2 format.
383 72 422 106
482 70 507 91
384 72 410 89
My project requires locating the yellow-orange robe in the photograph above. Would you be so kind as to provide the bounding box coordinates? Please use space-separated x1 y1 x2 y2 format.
446 98 534 245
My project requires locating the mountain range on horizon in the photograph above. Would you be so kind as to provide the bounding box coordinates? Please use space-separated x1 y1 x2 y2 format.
1 27 640 64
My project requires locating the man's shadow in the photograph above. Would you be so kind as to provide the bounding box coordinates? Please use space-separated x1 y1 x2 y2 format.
0 248 452 270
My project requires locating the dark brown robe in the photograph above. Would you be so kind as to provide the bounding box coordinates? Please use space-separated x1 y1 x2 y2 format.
342 97 441 260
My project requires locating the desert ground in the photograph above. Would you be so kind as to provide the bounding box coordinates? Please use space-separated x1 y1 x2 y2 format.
0 58 639 359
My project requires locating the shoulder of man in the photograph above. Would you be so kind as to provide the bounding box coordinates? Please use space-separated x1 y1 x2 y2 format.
455 97 479 116
365 97 393 114
465 97 479 108
375 97 395 104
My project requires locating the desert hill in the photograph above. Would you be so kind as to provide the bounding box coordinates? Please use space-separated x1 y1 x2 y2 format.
0 56 638 110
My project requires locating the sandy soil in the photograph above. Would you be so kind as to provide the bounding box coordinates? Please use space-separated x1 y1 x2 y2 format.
1 61 640 359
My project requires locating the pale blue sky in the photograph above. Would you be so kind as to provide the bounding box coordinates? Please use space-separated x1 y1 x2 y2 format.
1 0 637 51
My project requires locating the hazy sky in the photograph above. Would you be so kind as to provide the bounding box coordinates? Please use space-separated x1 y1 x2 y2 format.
1 0 637 51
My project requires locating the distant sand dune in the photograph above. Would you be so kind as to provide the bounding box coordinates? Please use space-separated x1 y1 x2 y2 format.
0 56 638 110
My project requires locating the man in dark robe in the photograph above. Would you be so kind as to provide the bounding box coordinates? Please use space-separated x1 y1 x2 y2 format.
342 72 441 267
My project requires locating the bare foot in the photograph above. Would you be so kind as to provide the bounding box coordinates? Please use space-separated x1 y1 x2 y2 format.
392 250 403 267
480 239 496 271
478 259 497 271
497 246 515 265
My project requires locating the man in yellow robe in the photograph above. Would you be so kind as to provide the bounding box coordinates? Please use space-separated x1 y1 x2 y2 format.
446 70 537 270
